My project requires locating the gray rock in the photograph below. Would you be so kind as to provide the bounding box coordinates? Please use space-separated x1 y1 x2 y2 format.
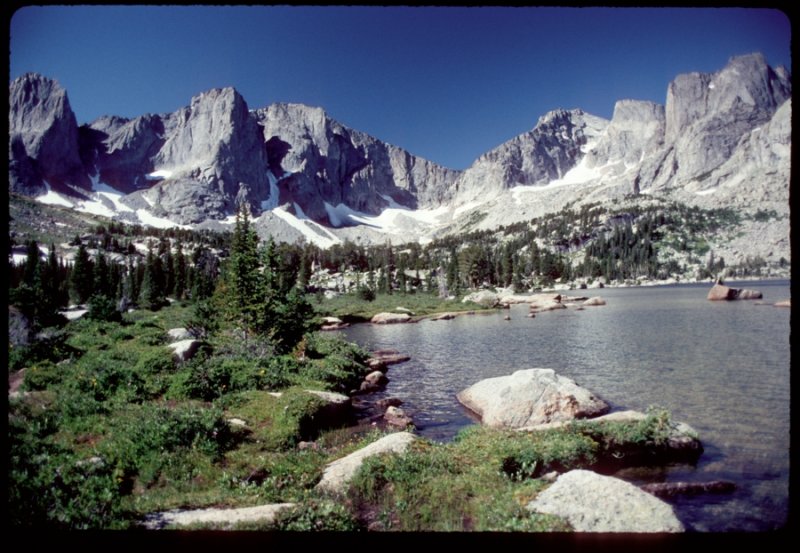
582 297 606 306
256 103 460 223
375 397 404 410
640 480 736 498
9 73 90 196
167 327 193 341
142 503 296 530
527 470 684 532
457 368 609 429
462 290 500 307
370 312 412 324
305 390 352 426
315 431 417 494
453 109 609 204
516 409 703 458
384 406 414 428
707 283 763 301
167 339 203 362
8 305 33 348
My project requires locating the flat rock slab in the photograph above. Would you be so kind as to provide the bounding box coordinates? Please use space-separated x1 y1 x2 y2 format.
142 503 296 529
527 470 684 533
582 297 606 306
371 312 412 324
457 369 609 429
316 431 417 494
516 409 703 458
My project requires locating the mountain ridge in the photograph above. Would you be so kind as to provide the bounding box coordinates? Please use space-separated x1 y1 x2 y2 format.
8 52 791 257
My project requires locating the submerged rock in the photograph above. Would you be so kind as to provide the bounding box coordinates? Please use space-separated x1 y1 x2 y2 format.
384 406 414 428
457 368 609 429
527 470 684 532
640 480 736 498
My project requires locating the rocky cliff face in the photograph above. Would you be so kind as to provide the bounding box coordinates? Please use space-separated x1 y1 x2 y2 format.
453 109 609 204
9 74 90 196
457 53 790 221
256 103 460 224
9 76 459 226
8 53 791 242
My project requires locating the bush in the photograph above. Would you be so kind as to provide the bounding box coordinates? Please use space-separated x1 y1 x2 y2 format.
168 354 298 401
9 403 126 529
21 360 64 391
87 294 122 322
9 328 80 371
356 286 376 302
103 403 233 489
269 500 361 531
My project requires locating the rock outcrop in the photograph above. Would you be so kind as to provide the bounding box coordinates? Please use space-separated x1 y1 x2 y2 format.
454 109 609 204
167 339 203 362
526 470 684 532
9 74 90 196
315 431 417 494
370 312 412 324
9 53 791 255
456 369 610 428
255 102 461 223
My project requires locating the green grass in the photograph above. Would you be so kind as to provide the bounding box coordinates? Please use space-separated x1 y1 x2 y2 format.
316 292 488 321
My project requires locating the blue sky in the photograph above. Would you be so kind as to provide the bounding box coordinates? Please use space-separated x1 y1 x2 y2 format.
9 6 791 170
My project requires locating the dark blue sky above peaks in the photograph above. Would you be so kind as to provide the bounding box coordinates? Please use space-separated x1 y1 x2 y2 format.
9 6 791 170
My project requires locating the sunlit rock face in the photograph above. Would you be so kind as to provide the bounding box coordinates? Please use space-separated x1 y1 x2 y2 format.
8 53 791 247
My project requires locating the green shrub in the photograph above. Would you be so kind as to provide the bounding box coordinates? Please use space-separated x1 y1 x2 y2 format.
21 360 64 391
9 403 126 529
134 349 176 375
269 499 361 531
102 403 233 489
87 294 122 322
9 328 80 371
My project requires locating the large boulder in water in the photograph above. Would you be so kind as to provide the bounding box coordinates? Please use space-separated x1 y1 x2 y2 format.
707 283 762 300
527 470 684 532
457 368 609 429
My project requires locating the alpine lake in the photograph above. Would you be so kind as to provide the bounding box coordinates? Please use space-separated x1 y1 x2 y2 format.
342 279 791 532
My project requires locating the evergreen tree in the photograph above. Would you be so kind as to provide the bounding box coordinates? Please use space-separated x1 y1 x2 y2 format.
70 244 94 304
139 244 166 310
174 239 187 300
93 251 111 298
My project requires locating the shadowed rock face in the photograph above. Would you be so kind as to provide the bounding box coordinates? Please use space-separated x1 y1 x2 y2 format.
9 73 90 195
255 103 461 224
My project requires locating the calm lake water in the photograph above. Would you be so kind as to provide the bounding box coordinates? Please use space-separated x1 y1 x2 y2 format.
342 280 791 532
